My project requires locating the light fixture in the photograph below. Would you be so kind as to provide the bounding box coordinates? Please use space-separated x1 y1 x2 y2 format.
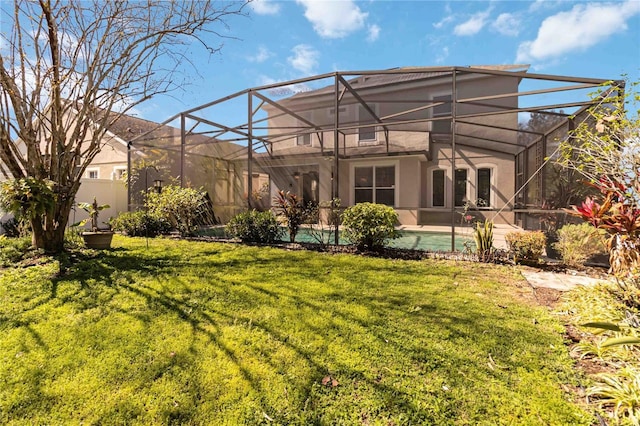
153 179 164 193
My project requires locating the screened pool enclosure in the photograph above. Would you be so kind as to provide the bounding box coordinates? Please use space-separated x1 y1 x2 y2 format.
126 66 623 249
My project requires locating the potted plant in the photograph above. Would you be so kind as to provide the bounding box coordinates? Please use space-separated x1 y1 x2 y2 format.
77 198 114 249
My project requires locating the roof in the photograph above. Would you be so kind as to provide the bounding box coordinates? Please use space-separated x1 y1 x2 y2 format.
281 64 531 102
106 112 243 159
107 114 179 144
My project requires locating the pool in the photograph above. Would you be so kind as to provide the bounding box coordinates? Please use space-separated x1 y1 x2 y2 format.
199 226 472 252
291 228 470 251
390 230 471 252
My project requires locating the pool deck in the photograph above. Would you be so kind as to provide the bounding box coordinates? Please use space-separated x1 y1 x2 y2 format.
395 223 522 250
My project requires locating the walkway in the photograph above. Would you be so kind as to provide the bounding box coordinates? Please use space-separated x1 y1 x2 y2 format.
520 269 610 292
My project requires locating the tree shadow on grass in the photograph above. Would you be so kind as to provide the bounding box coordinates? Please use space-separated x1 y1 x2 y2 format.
3 244 580 423
56 250 446 420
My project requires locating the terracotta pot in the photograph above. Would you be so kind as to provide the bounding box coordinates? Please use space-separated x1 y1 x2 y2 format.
82 231 114 249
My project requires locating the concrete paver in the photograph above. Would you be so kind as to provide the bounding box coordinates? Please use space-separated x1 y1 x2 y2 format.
520 270 610 292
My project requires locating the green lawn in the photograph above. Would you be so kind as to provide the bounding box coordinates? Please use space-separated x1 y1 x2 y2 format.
0 236 591 425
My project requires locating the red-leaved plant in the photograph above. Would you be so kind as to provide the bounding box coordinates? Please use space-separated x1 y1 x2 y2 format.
272 190 310 243
568 177 640 303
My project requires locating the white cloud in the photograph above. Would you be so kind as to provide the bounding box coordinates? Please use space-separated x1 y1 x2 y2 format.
287 44 319 75
247 46 273 63
433 14 454 29
433 3 454 29
435 46 449 64
516 1 640 62
492 13 521 37
528 0 561 13
453 9 491 36
258 75 278 86
296 0 368 38
250 0 281 15
367 24 380 42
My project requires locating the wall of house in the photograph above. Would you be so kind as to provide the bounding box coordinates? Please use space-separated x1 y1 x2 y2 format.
257 72 521 227
251 145 516 227
84 139 129 180
418 143 515 225
265 73 519 155
254 156 329 200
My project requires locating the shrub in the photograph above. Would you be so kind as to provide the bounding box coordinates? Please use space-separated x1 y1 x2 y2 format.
0 177 55 221
341 203 399 250
110 211 171 237
0 216 30 238
553 222 607 267
306 198 341 247
474 220 494 262
63 225 85 249
146 185 207 237
505 230 546 263
226 210 282 243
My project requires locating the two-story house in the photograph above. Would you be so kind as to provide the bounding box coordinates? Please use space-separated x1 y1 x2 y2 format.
254 65 528 225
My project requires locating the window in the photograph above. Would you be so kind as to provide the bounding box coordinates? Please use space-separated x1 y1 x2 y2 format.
354 165 395 206
515 154 525 206
328 106 347 116
454 168 467 207
477 168 491 207
375 166 395 206
296 112 313 146
113 167 127 180
432 94 451 134
297 133 311 146
432 169 445 207
86 169 99 179
358 104 377 142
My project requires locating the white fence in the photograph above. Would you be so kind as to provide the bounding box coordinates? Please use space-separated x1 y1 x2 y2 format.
1 178 127 233
71 178 128 229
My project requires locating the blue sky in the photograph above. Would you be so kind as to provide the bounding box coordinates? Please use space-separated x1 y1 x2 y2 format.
137 1 640 123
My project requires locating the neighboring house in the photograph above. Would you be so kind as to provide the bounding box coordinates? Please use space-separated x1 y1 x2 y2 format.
255 65 528 225
0 106 131 228
1 105 252 227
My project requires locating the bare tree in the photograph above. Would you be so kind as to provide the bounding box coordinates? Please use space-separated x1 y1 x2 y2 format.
0 0 247 252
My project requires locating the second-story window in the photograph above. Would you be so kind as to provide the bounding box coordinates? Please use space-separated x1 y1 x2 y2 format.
432 94 452 134
358 104 377 143
297 133 311 146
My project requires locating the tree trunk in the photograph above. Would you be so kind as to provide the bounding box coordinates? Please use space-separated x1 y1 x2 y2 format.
42 226 66 253
30 189 74 253
30 218 46 250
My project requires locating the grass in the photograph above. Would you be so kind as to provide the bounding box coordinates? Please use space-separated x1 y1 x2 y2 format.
562 282 640 424
0 236 591 425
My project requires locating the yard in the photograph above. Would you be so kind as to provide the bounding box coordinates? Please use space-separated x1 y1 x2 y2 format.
0 236 591 425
